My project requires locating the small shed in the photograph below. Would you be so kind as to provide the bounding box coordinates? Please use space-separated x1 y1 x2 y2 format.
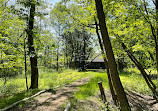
86 54 106 69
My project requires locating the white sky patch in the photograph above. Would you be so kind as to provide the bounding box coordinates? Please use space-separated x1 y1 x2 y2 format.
47 0 60 5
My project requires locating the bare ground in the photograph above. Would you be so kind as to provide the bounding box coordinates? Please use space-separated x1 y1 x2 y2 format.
127 90 158 111
9 77 90 111
8 77 158 111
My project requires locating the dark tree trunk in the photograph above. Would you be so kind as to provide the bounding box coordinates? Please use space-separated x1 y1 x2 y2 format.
156 0 158 74
24 34 28 90
118 57 124 71
64 44 66 67
143 0 158 74
57 41 59 72
95 0 131 110
66 45 69 68
82 30 86 71
95 21 117 105
27 0 39 89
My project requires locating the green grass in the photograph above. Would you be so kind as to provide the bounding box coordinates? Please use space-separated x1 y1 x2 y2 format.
74 68 158 100
0 68 92 109
69 68 158 111
0 67 158 110
0 89 40 109
120 68 158 95
74 71 108 99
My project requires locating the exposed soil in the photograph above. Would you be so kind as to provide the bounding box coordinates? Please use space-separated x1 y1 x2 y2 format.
9 77 90 111
127 90 158 111
8 77 158 111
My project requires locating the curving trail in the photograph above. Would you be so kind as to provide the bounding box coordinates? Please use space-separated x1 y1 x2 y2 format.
127 90 158 111
9 78 90 111
8 77 158 111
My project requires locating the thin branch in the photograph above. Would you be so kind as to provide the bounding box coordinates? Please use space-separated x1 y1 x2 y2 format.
143 0 149 16
152 0 156 6
133 2 157 44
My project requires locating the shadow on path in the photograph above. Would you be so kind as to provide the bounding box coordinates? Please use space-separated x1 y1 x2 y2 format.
126 90 158 111
9 77 90 111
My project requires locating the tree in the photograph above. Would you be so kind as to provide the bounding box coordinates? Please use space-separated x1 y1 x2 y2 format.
94 19 117 105
0 0 25 82
121 42 158 98
95 0 131 110
124 0 158 73
27 0 39 89
61 29 93 70
156 0 158 74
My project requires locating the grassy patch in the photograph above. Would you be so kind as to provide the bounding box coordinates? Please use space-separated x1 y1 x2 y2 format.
68 71 118 111
74 72 108 99
1 68 158 109
120 68 158 95
0 89 40 109
0 68 92 109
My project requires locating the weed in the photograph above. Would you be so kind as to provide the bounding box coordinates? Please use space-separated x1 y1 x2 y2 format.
120 68 158 95
0 68 92 109
74 72 108 99
0 68 157 110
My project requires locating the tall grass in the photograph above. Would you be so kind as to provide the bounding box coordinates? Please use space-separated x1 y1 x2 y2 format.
0 68 91 109
120 68 158 95
74 72 108 99
0 68 157 109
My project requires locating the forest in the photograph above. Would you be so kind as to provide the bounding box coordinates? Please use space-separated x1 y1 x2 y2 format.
0 0 158 111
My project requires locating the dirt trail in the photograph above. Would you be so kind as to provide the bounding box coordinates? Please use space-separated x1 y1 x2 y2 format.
8 77 158 111
126 90 158 111
9 77 90 111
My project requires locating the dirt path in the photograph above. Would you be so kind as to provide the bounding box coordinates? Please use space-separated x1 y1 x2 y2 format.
8 77 158 111
9 77 90 111
126 90 158 111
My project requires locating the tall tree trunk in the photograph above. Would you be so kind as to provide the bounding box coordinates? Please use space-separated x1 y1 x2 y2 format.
66 45 69 68
24 34 28 90
156 0 158 74
82 30 86 71
27 0 39 89
142 0 158 74
95 0 131 110
95 21 117 105
57 41 59 72
44 48 47 67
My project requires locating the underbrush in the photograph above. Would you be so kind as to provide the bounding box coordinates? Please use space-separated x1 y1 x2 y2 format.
74 72 108 99
68 68 158 111
0 67 157 110
120 68 158 95
0 68 91 109
63 72 110 111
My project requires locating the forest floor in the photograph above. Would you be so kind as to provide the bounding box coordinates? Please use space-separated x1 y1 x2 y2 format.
7 76 158 111
127 90 158 111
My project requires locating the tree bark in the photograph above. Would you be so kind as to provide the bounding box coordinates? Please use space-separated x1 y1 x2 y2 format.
95 0 131 110
156 0 158 74
57 41 59 72
24 33 28 90
82 30 86 71
148 51 154 61
27 0 39 89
